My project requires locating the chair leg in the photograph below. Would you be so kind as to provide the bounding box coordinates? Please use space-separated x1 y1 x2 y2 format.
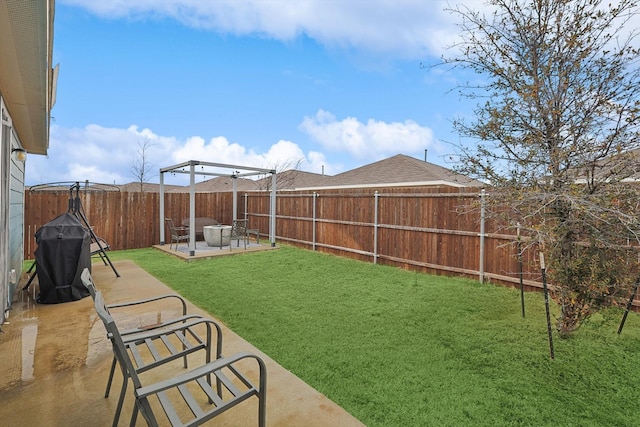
258 390 266 427
130 404 138 427
113 373 128 427
105 357 117 397
134 399 159 427
182 349 188 369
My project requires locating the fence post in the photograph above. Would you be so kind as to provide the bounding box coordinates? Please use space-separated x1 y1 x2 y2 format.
83 180 91 223
270 173 276 246
244 193 248 220
312 192 317 251
159 172 165 245
479 189 486 283
374 191 379 264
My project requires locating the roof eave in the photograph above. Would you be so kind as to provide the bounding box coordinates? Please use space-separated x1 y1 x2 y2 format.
0 0 55 155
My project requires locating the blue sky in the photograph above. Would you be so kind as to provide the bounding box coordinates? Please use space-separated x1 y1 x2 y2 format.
26 0 483 186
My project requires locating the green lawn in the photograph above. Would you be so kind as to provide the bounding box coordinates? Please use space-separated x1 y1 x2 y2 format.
109 245 640 426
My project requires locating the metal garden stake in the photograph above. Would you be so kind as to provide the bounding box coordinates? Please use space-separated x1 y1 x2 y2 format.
618 276 640 335
517 223 525 318
539 252 554 360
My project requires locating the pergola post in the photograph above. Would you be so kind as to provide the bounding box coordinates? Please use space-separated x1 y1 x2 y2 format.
232 174 238 221
189 162 196 256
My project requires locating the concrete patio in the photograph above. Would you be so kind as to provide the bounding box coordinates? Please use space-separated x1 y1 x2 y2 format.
0 259 365 426
153 239 278 260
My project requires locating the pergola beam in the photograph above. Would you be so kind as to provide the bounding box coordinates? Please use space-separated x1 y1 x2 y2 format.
160 160 274 175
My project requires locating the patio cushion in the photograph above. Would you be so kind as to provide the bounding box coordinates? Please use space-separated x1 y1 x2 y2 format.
181 217 219 239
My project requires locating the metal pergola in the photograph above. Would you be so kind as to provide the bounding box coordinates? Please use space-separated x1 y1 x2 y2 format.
159 160 277 256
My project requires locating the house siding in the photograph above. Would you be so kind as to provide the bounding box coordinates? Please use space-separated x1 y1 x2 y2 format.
8 124 25 314
0 97 25 324
1 99 9 323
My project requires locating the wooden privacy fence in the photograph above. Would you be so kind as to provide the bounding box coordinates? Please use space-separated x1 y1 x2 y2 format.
244 187 543 291
24 187 542 290
24 190 233 258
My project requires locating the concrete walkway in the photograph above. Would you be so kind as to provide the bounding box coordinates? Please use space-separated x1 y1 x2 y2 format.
0 260 365 427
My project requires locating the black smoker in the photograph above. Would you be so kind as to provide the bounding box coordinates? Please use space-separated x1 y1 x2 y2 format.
34 212 91 304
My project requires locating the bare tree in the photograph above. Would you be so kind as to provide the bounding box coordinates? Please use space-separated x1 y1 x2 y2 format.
254 157 305 191
130 139 155 192
445 0 640 336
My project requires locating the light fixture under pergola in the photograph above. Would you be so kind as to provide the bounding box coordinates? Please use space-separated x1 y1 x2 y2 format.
159 160 277 256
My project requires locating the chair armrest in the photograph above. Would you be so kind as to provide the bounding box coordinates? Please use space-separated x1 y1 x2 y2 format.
107 294 188 316
118 314 204 336
135 352 266 398
120 317 223 344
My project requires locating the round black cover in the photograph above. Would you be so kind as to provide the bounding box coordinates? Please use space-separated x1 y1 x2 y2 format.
34 213 91 304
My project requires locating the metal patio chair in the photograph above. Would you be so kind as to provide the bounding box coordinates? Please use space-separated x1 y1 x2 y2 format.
165 218 189 250
81 269 223 427
90 236 111 265
81 268 205 388
93 291 267 427
229 219 249 250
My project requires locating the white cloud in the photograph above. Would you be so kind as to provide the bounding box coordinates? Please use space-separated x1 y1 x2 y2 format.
171 136 329 176
58 0 489 58
25 124 179 185
65 164 122 185
299 109 435 162
24 124 337 185
173 135 252 166
57 0 640 67
263 140 304 168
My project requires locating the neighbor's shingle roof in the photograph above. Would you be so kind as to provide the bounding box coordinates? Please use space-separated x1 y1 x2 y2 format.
121 154 482 193
253 170 333 190
168 176 258 193
301 154 484 189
